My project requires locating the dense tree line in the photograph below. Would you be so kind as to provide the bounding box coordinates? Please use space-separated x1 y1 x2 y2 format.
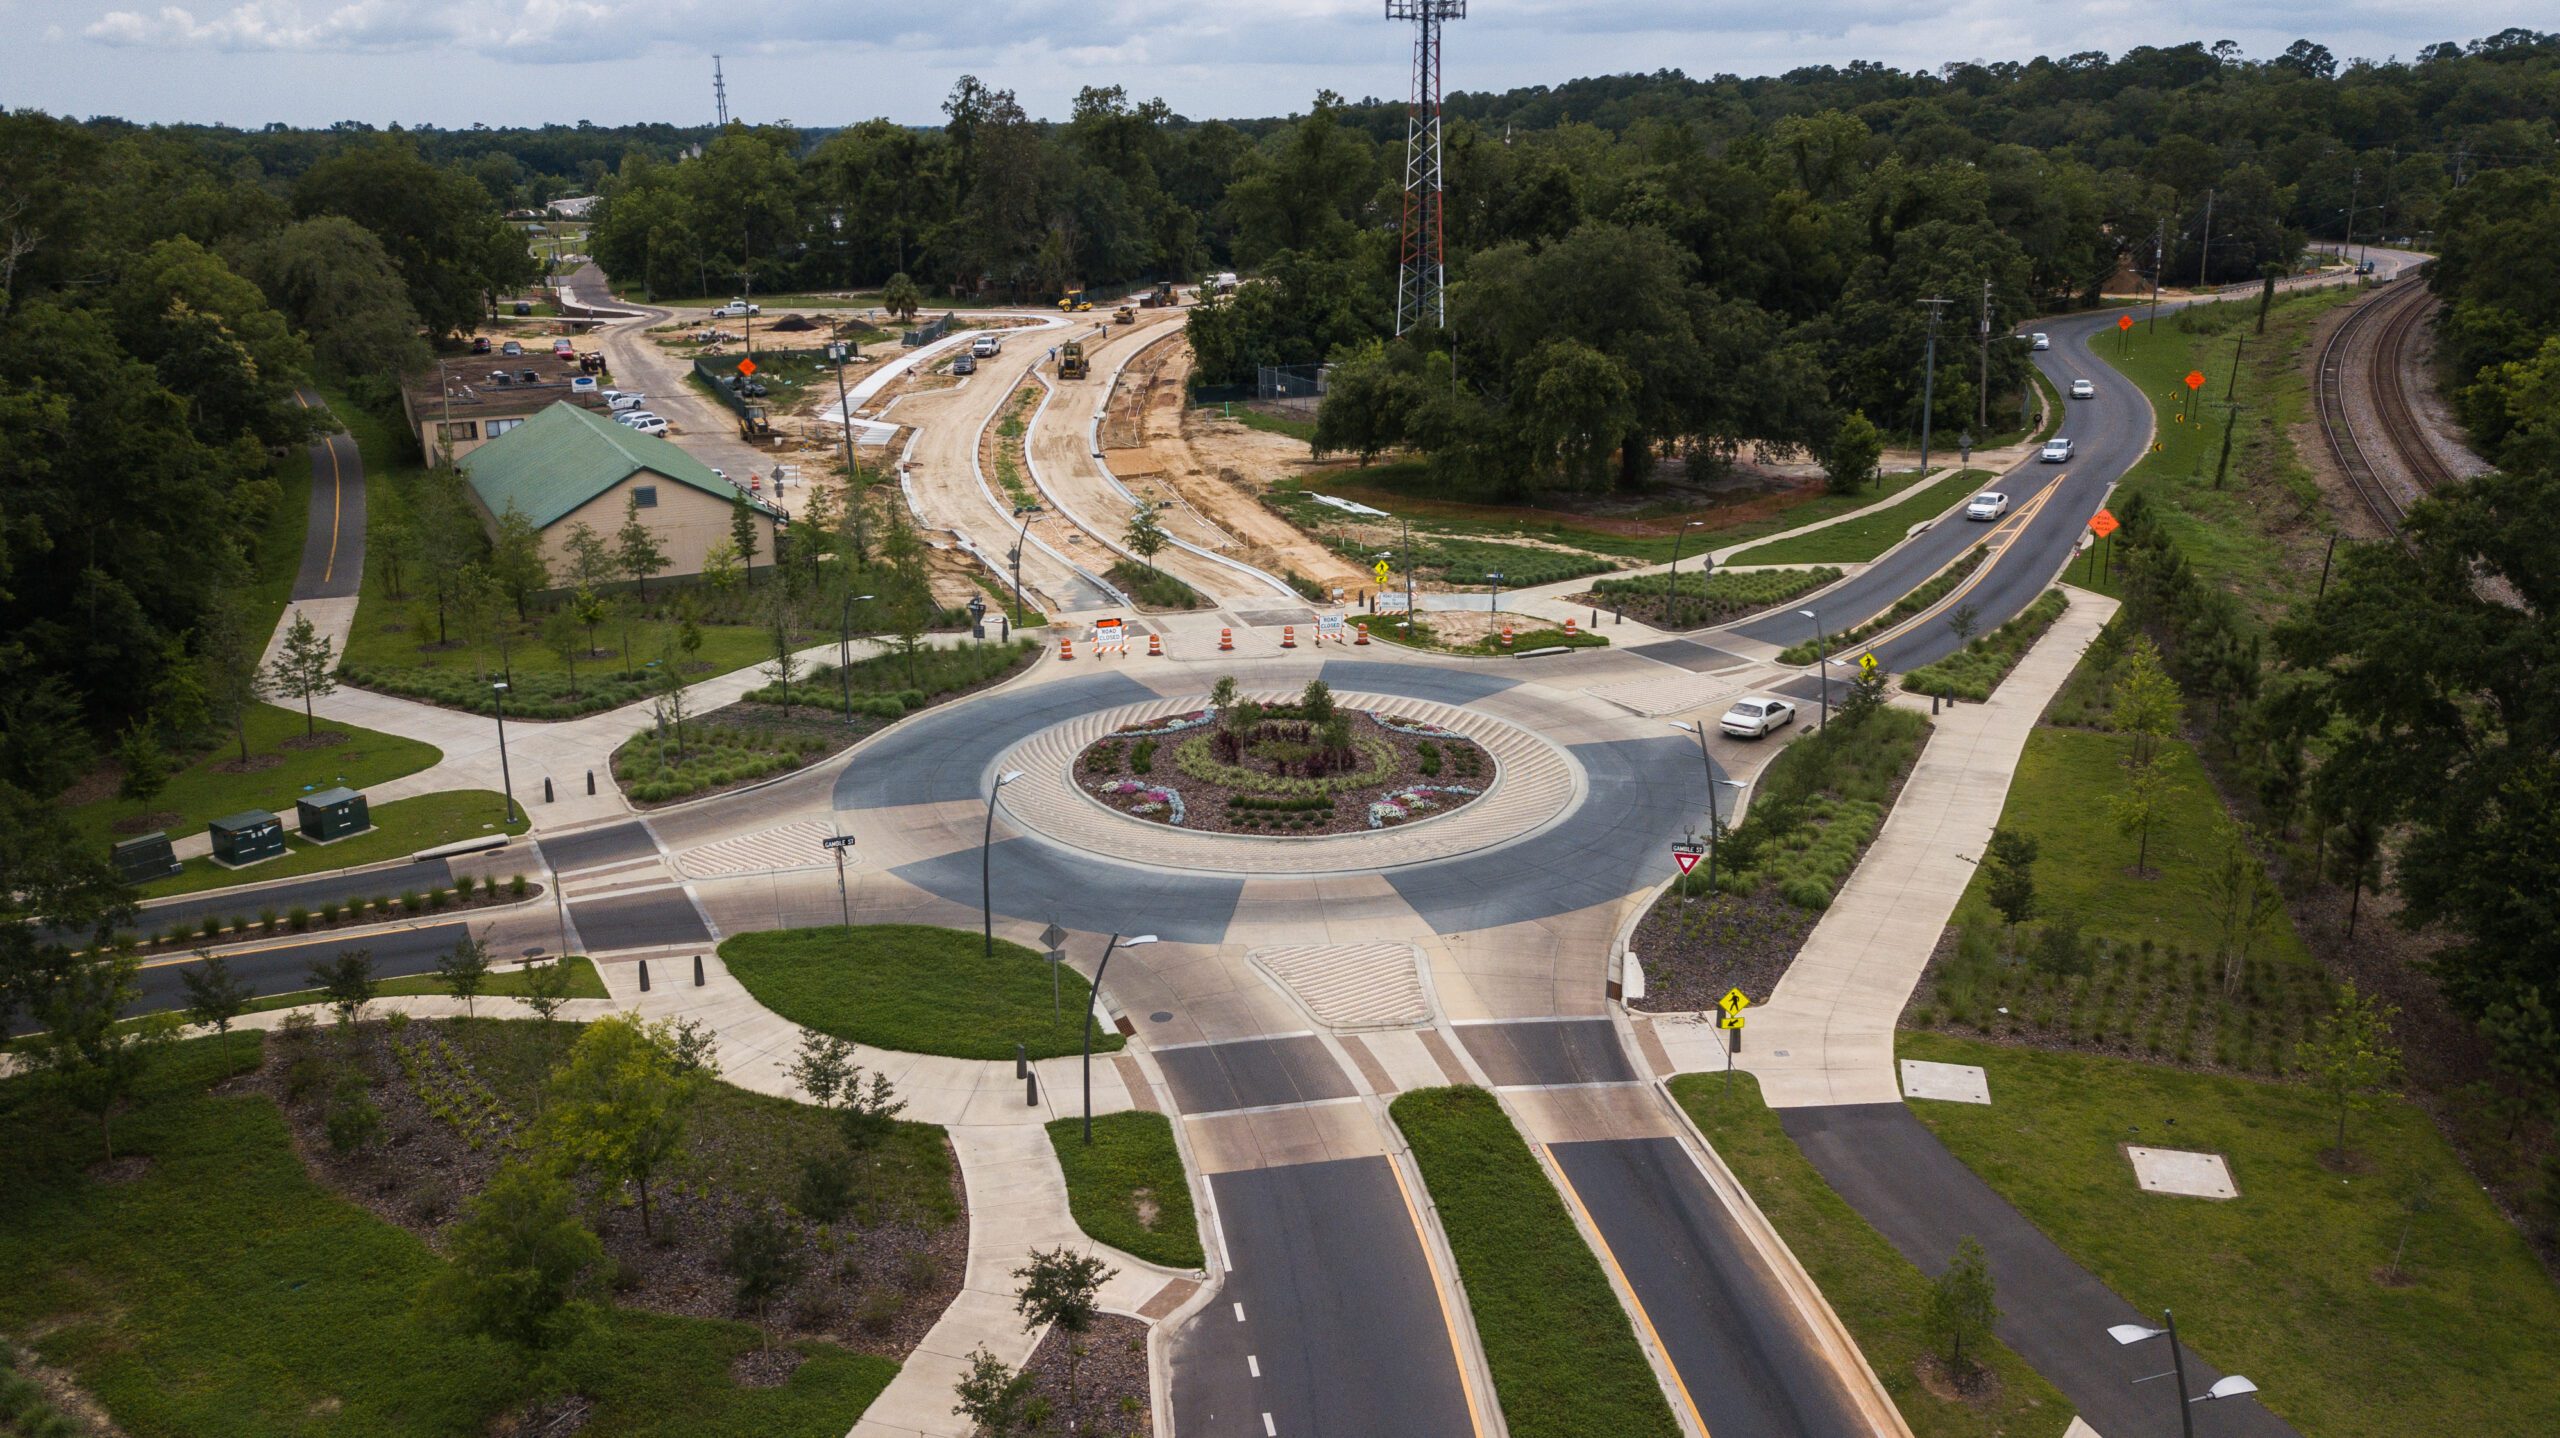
1281 32 2559 497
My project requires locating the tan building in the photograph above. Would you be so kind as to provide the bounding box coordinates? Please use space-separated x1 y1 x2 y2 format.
456 402 780 581
402 354 607 463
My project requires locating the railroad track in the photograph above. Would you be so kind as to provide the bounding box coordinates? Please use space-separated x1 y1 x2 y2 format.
2312 274 2448 548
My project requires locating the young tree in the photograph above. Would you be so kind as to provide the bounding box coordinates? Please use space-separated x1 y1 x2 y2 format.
952 1346 1035 1438
1925 1236 1999 1373
540 1014 700 1236
563 521 619 591
2107 636 2183 770
1012 1246 1115 1413
2480 988 2560 1141
2201 821 2283 996
616 492 671 601
1946 602 1981 648
1300 678 1336 725
729 489 763 583
307 947 378 1026
2300 981 2402 1165
198 601 271 766
1823 411 1882 494
437 930 494 1017
520 955 575 1022
477 571 518 684
721 1210 806 1343
699 538 744 594
764 594 803 714
1124 502 1170 573
662 1015 721 1078
2108 760 2169 878
179 951 254 1043
540 607 584 697
1982 828 2039 943
1836 664 1889 727
2384 1170 2440 1285
650 662 695 766
789 1030 906 1150
1209 676 1237 727
878 501 933 685
24 952 180 1161
115 719 171 819
881 271 923 323
269 609 339 737
488 502 552 621
2325 807 2387 940
417 1159 606 1366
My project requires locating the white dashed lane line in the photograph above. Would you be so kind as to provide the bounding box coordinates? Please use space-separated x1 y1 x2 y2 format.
1262 1414 1276 1436
1247 1355 1260 1377
1233 1302 1246 1322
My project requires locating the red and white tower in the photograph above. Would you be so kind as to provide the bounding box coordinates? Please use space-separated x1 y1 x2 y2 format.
1387 2 1464 337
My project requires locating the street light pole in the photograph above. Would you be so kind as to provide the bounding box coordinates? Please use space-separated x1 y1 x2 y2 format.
2165 1311 2196 1438
491 681 519 825
982 770 1024 956
1671 722 1750 894
837 592 873 723
1011 506 1038 627
2109 1309 2260 1438
1798 608 1830 727
1083 933 1156 1142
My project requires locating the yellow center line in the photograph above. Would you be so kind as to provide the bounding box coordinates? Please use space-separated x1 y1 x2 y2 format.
1385 1148 1496 1438
291 390 345 586
1542 1143 1712 1436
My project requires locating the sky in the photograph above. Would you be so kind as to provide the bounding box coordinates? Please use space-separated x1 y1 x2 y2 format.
0 1 2526 130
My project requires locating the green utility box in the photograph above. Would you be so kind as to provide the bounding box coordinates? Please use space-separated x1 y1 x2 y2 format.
296 787 371 843
112 832 182 883
207 810 286 867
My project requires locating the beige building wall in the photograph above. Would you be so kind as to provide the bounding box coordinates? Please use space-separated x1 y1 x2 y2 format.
541 469 777 581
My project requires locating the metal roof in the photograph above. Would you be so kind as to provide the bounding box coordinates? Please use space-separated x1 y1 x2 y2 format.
456 401 780 530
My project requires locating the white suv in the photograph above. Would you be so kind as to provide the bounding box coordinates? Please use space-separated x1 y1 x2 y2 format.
1720 697 1797 739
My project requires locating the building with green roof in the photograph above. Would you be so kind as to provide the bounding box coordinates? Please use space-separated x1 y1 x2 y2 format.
456 402 780 582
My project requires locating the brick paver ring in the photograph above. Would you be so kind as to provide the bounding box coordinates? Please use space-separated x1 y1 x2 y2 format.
992 691 1582 876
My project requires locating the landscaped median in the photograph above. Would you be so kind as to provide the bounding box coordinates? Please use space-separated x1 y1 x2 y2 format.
1901 588 2069 701
718 924 1123 1062
1777 547 1987 665
1725 468 1989 566
1670 1070 2065 1438
1390 1086 1680 1438
1044 1110 1204 1269
1572 565 1840 630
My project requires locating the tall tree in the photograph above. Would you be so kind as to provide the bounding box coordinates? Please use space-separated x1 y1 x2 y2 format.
487 502 552 622
539 1015 700 1237
616 492 670 601
267 610 338 737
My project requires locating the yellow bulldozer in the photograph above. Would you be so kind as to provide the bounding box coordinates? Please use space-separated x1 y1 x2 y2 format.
1058 339 1089 380
1057 289 1093 312
1113 305 1136 325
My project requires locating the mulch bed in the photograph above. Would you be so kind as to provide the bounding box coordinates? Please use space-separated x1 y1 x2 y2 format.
1629 885 1818 1014
259 1017 966 1362
139 881 540 948
1077 709 1489 836
1021 1313 1151 1438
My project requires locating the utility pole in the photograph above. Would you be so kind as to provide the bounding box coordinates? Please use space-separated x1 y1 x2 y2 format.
1917 298 1950 480
1977 278 1993 431
2214 337 2246 488
713 55 729 127
2196 189 2216 289
2148 220 2164 332
2343 165 2360 267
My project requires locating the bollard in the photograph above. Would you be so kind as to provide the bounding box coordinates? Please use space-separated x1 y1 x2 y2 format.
1932 694 1940 715
1016 1042 1028 1079
1614 606 1623 625
544 776 554 803
1025 1069 1039 1106
586 770 596 796
693 954 705 986
637 959 650 992
1591 608 1599 630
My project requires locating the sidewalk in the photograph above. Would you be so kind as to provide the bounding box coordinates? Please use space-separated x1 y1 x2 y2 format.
1650 586 2117 1103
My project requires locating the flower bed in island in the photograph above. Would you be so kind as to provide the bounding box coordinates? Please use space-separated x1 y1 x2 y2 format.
1075 680 1491 836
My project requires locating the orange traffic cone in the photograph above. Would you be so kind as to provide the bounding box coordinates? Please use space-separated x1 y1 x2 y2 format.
1281 625 1297 649
1355 622 1370 646
1500 624 1514 648
1219 627 1234 651
1148 632 1164 657
1059 635 1076 661
1564 616 1579 637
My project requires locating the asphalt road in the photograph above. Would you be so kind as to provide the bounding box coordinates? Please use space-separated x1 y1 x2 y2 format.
1170 1157 1476 1437
1154 1035 1357 1114
1454 1019 1636 1086
130 858 463 939
563 887 710 952
534 820 661 875
1782 1104 2298 1437
1550 1137 1868 1436
292 389 366 601
126 922 475 1022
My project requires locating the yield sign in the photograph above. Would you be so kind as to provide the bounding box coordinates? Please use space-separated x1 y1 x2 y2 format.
1672 850 1702 875
2089 508 2120 538
737 356 760 376
1040 921 1070 951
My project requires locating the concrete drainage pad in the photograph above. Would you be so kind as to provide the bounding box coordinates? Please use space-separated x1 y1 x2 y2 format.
1899 1059 1991 1105
2126 1146 2238 1199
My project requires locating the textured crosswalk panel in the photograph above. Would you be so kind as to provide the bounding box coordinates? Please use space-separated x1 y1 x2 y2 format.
1584 669 1751 718
674 819 841 880
1251 944 1430 1030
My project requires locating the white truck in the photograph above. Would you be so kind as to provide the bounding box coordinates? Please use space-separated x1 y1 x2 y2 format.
971 332 1003 358
712 298 761 318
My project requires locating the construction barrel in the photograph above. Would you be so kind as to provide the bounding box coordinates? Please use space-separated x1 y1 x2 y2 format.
1281 625 1297 649
1148 632 1164 656
1059 635 1076 661
1220 627 1234 651
1355 622 1370 645
1501 624 1515 648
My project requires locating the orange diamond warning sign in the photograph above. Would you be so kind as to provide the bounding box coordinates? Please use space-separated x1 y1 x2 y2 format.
737 356 759 376
2089 508 2119 538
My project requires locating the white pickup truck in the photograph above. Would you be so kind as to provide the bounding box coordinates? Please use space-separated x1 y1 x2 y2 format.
712 299 761 318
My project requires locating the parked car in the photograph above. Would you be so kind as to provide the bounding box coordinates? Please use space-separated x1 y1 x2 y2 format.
2069 378 2095 399
1720 697 1797 740
552 338 576 358
2029 332 2051 350
971 334 1002 357
952 353 977 375
499 340 523 356
2041 437 2075 463
518 369 540 384
607 392 648 412
623 415 670 436
469 336 491 355
1966 492 2010 521
712 299 761 318
614 410 661 428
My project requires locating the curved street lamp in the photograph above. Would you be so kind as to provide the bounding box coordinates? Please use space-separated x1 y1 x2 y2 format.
982 770 1025 955
2109 1311 2260 1438
1668 721 1749 892
1085 932 1157 1142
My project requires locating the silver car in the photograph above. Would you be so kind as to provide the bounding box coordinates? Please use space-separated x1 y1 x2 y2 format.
1966 492 2009 521
2041 437 2075 463
1720 697 1796 739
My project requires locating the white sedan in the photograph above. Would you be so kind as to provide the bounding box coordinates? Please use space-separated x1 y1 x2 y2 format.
2069 379 2095 399
2041 437 2075 463
1720 697 1797 739
1966 492 2010 521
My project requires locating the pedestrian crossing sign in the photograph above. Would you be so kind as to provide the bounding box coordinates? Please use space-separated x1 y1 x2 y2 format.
1719 987 1751 1018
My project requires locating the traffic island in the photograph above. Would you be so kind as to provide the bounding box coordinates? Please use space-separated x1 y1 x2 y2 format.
719 924 1122 1062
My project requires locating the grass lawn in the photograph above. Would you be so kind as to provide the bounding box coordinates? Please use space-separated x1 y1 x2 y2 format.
0 1033 900 1437
1900 1031 2560 1438
1390 1087 1680 1438
1671 1071 2067 1437
247 433 316 637
1366 615 1609 657
1223 405 1316 443
2078 287 2357 619
719 925 1123 1062
1044 1111 1205 1269
65 703 442 856
1902 589 2069 701
236 954 610 1019
1108 560 1204 610
140 791 527 899
1727 469 1990 566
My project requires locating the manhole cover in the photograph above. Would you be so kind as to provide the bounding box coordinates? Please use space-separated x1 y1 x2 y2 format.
1149 1011 1173 1023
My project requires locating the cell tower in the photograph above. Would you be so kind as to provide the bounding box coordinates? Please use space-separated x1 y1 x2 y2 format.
1387 2 1464 337
713 55 729 127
